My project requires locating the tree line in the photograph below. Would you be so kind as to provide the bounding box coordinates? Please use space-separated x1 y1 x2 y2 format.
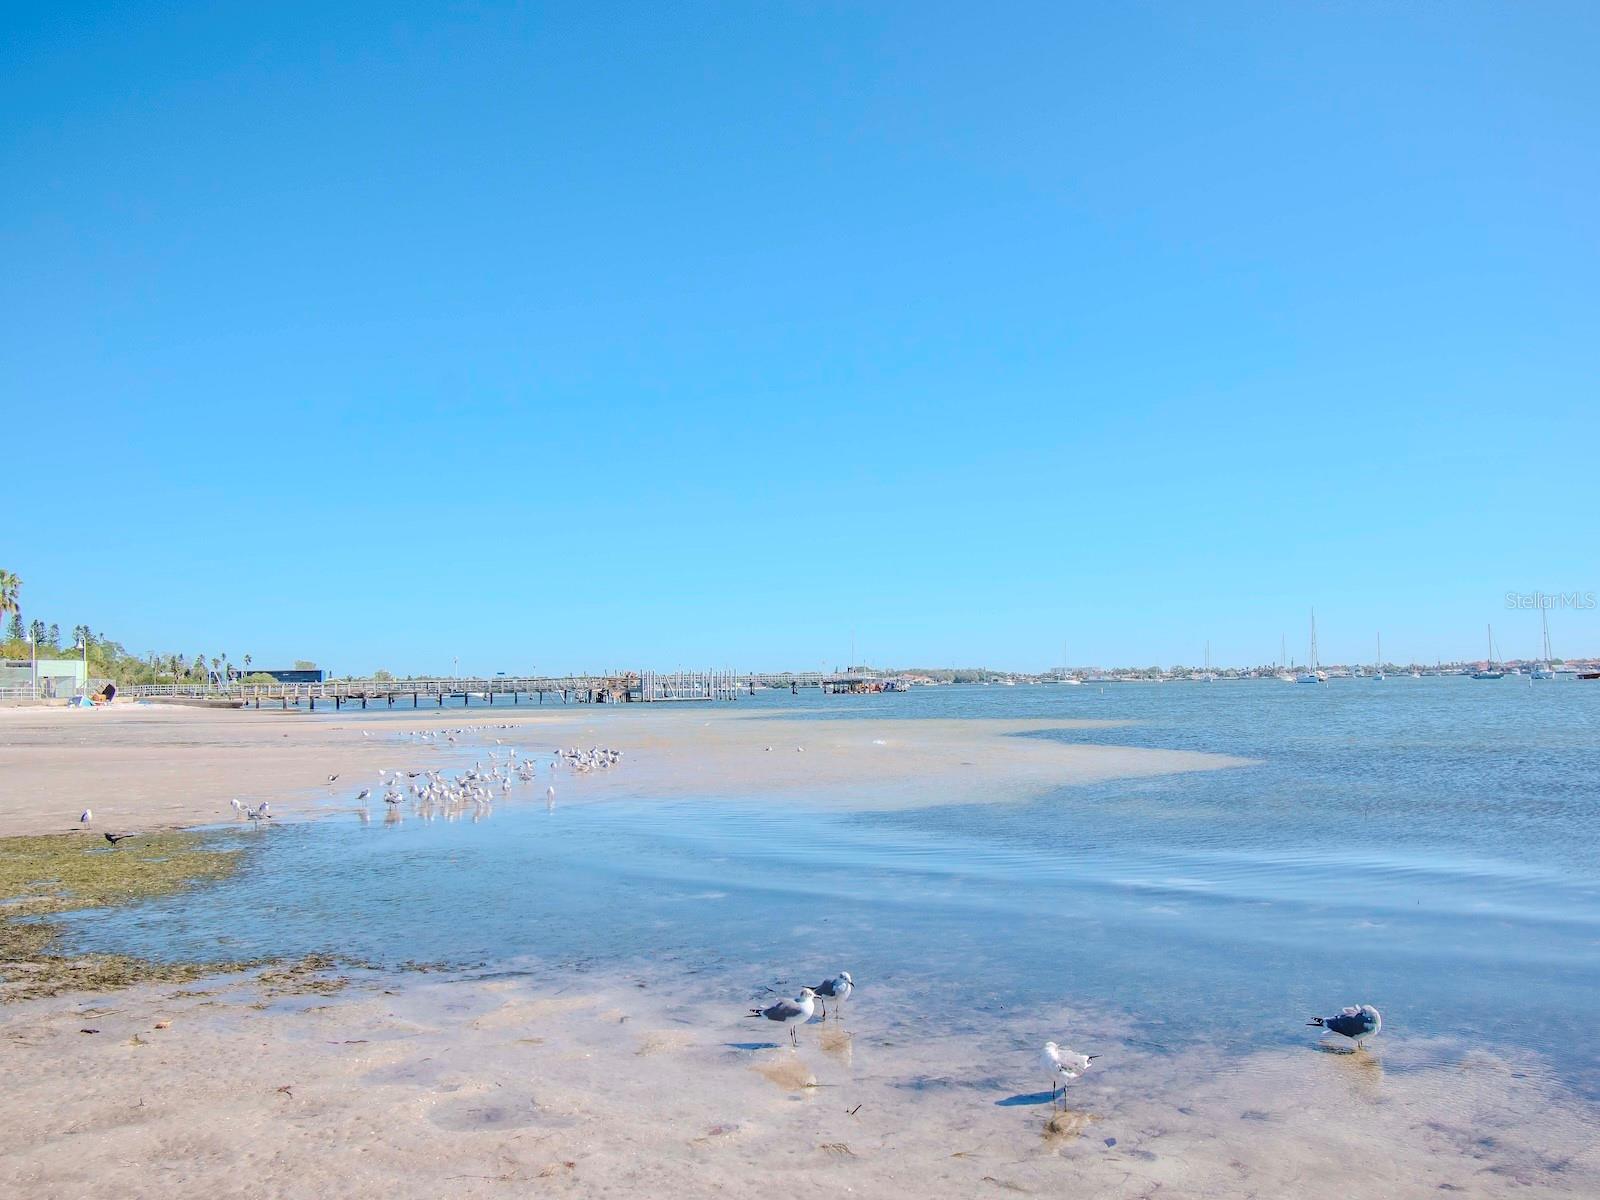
0 568 315 686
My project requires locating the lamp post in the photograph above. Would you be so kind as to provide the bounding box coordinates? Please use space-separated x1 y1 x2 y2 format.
27 632 36 699
76 639 87 698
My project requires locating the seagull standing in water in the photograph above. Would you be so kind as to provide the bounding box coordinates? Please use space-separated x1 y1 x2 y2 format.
1041 1041 1098 1104
812 972 853 1019
1308 1005 1382 1049
748 988 817 1045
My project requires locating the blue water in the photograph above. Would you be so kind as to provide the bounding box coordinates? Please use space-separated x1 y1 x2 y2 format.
72 679 1600 1095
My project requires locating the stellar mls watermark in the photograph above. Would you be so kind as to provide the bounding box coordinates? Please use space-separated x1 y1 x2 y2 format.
1505 590 1597 610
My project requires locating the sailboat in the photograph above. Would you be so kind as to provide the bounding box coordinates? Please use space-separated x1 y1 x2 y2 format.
1276 633 1295 682
1532 610 1556 679
1199 641 1216 683
1470 624 1505 679
1296 611 1326 683
1374 633 1385 681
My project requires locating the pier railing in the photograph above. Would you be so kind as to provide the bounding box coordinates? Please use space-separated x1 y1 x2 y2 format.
121 669 882 707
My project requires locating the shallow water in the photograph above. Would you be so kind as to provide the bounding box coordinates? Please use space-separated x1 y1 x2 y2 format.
65 679 1600 1098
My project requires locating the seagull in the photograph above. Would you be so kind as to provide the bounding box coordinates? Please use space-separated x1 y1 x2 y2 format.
812 971 853 1019
79 809 92 826
230 799 243 814
103 832 136 846
326 774 339 784
748 988 817 1045
1308 1005 1382 1049
1041 1041 1098 1104
356 789 371 802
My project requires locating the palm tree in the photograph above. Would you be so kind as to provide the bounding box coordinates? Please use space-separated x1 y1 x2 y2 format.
243 654 253 672
0 570 20 626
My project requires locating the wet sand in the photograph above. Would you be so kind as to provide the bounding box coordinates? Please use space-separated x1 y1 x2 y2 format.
0 702 1250 836
2 963 1595 1199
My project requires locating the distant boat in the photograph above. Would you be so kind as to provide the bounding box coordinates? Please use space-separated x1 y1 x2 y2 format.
1373 633 1385 681
1532 609 1557 679
1471 624 1505 679
1296 611 1326 683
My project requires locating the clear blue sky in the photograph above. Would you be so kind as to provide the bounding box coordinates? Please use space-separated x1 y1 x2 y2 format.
4 2 1596 674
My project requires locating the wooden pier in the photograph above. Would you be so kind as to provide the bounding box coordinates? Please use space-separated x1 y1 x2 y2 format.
122 669 882 708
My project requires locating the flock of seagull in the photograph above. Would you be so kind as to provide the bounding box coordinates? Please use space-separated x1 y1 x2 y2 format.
74 723 1384 1107
333 736 626 824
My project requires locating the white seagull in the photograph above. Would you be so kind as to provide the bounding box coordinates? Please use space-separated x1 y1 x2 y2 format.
1308 1005 1382 1049
79 808 92 826
1041 1041 1098 1103
812 971 853 1019
748 988 817 1045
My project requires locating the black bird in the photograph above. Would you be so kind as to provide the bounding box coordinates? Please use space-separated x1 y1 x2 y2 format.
104 832 136 845
1308 1005 1382 1048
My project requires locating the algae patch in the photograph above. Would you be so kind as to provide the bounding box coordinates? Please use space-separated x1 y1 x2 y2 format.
0 831 250 1000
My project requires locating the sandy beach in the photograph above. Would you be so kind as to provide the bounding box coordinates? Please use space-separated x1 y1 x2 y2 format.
4 962 1596 1198
0 701 1249 837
